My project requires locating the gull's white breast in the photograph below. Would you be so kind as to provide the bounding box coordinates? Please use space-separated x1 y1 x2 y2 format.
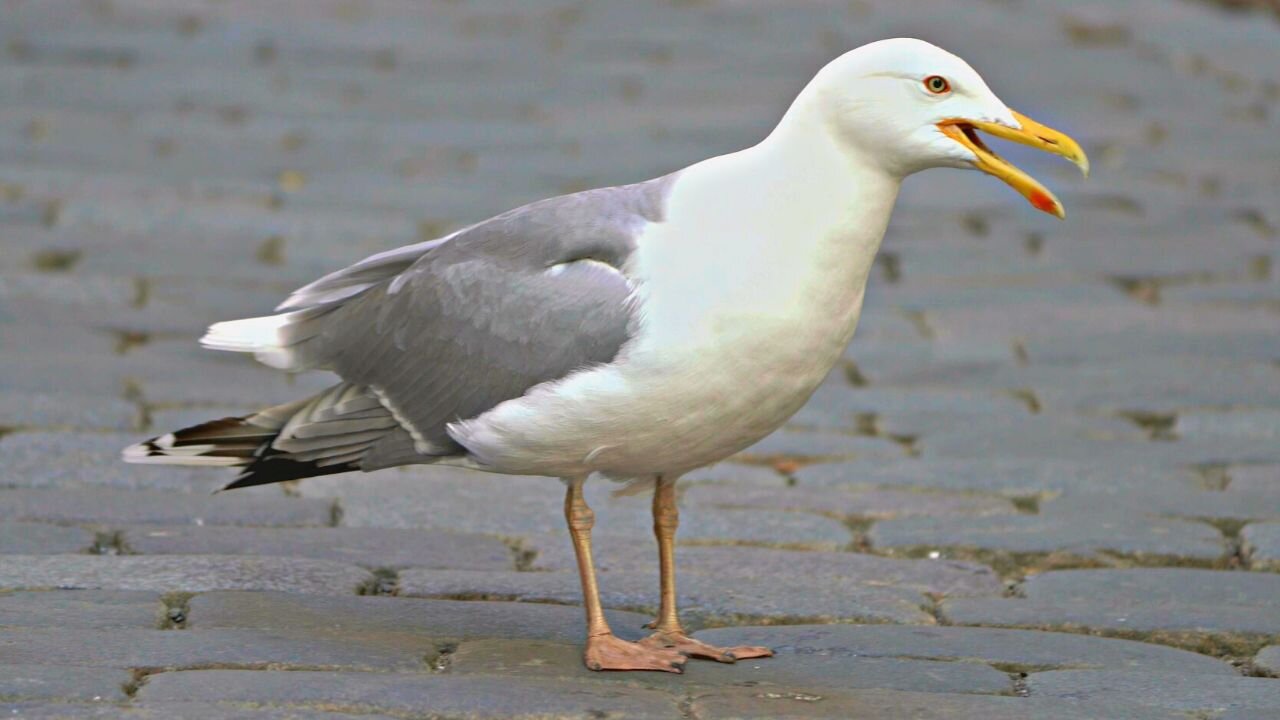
450 141 899 479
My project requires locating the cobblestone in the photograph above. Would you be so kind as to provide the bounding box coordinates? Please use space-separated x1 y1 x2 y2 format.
0 666 131 702
0 556 371 595
138 671 682 718
0 487 333 527
869 513 1225 561
0 590 164 630
398 567 935 625
0 522 94 554
1243 521 1280 571
690 624 1237 675
0 628 430 672
122 526 514 570
188 591 655 645
3 0 1279 717
1026 670 1280 715
941 568 1280 639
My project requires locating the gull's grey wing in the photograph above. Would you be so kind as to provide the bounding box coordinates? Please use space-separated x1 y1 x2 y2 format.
275 175 676 461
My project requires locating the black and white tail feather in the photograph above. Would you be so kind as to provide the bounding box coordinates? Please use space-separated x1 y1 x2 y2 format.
122 383 401 490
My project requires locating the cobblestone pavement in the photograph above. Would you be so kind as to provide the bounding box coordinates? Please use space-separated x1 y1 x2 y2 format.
1 1 1278 718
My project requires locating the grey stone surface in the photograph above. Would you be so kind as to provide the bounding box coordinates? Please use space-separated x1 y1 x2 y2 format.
0 431 228 493
794 457 1190 496
690 625 1236 675
399 567 934 625
301 470 853 547
1255 645 1280 676
0 391 137 432
690 688 1181 720
449 637 1013 695
188 591 655 645
0 590 163 629
0 666 131 702
684 484 1016 519
138 671 682 718
526 536 1004 598
0 704 398 720
0 488 333 527
122 525 514 570
1026 670 1280 715
1243 522 1280 571
942 569 1280 637
0 628 431 672
869 513 1225 560
0 556 370 595
0 522 95 554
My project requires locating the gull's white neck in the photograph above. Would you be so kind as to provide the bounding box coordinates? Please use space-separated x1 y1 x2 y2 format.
633 94 901 360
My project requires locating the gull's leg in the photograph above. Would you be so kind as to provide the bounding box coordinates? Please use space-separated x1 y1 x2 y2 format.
564 477 686 673
640 476 774 663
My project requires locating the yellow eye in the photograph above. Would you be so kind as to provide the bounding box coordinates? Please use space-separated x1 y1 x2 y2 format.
924 75 950 94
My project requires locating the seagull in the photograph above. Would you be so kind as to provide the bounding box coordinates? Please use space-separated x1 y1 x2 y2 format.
124 38 1087 673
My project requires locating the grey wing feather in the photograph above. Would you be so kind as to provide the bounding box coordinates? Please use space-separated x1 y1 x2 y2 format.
275 175 676 462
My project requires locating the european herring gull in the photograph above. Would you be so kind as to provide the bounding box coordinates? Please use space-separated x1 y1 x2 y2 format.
125 38 1087 673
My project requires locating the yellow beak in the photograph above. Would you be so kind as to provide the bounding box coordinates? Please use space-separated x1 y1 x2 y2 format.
937 110 1089 219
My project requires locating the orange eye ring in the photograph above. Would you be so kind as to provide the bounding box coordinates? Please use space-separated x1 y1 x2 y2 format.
924 75 950 94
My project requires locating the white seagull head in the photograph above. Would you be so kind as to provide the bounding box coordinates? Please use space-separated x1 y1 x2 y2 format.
799 38 1089 218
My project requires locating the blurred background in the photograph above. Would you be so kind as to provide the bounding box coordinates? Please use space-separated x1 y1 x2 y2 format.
0 0 1278 716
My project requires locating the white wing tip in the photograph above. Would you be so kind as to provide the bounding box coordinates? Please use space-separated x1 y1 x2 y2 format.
201 316 280 352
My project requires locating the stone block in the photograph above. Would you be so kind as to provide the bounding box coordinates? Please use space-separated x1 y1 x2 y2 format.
189 591 653 645
0 555 370 595
0 666 131 702
690 624 1235 675
138 670 682 718
0 590 163 629
0 522 94 554
942 568 1280 638
1026 670 1280 715
124 526 513 570
0 487 333 527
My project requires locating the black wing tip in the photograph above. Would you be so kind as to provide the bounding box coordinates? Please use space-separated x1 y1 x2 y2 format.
220 456 359 491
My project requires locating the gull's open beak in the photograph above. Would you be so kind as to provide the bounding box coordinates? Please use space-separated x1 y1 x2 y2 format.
938 110 1089 219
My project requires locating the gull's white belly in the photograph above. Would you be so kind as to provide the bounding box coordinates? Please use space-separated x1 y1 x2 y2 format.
448 141 892 479
450 293 865 479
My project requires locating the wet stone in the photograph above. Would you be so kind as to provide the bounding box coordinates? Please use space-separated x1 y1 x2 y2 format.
689 625 1236 676
942 568 1280 637
0 487 333 527
138 670 682 718
0 665 131 702
122 525 514 570
1026 670 1280 715
188 591 654 645
0 555 371 595
0 521 94 554
0 590 163 629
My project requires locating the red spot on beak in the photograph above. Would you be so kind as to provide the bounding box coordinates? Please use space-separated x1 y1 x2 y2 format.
1029 190 1056 214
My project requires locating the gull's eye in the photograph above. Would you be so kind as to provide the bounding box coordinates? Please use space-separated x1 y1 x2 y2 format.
924 75 951 94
